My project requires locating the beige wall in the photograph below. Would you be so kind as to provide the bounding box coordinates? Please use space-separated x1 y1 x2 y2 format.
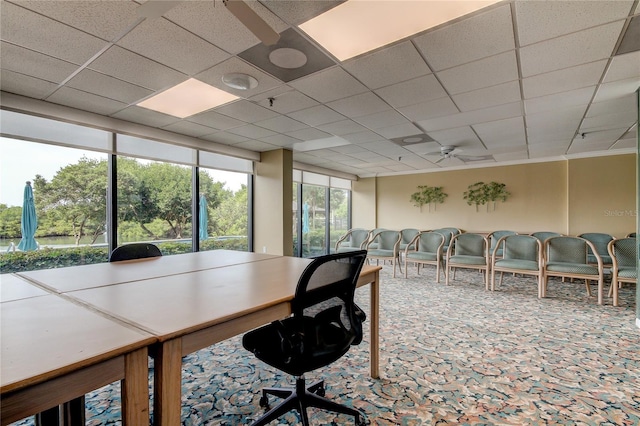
568 155 636 238
352 154 636 237
254 149 293 256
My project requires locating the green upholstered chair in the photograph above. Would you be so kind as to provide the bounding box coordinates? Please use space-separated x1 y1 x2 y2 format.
404 231 445 282
335 228 370 253
432 228 455 254
365 230 402 277
365 228 387 250
543 236 604 304
607 237 637 307
578 232 614 265
445 233 490 289
530 231 562 243
487 230 518 258
627 232 636 238
399 228 420 252
490 235 543 296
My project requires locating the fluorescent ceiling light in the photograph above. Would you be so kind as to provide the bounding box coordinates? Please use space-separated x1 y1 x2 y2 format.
137 78 239 118
299 0 501 61
293 136 351 152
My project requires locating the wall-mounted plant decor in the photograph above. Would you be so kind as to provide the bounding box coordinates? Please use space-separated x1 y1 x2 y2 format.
463 181 510 212
410 185 448 212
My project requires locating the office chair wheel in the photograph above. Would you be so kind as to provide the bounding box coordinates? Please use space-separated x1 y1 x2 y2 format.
315 386 325 397
355 416 370 426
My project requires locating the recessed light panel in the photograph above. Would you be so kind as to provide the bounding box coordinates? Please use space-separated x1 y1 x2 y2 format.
137 78 239 118
299 0 501 61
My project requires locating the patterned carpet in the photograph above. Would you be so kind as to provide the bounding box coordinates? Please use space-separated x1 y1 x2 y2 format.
12 265 640 425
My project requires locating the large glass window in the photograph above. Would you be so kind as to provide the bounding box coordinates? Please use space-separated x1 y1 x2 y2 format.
329 188 350 253
302 184 327 257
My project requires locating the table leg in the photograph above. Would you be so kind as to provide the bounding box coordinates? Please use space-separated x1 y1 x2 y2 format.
370 270 380 379
153 339 183 426
122 347 150 425
35 406 60 426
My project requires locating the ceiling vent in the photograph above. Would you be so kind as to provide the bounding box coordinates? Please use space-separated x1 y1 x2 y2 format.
390 133 435 146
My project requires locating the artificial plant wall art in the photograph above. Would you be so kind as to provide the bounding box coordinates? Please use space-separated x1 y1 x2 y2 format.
410 185 448 212
463 181 510 212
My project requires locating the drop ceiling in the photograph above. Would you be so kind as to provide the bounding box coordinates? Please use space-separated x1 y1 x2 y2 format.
1 0 638 178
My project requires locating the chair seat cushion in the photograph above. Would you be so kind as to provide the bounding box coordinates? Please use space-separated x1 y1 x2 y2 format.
546 262 599 275
406 252 438 262
449 255 486 266
495 259 539 271
617 267 638 279
368 249 395 257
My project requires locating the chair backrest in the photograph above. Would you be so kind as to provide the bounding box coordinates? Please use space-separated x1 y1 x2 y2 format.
489 230 518 249
292 250 368 351
337 228 369 249
608 237 637 268
531 231 562 242
627 232 636 238
432 228 454 248
440 227 461 236
109 243 162 262
545 236 591 264
415 231 444 254
400 228 420 244
371 230 401 250
578 232 614 256
501 235 541 262
452 233 486 256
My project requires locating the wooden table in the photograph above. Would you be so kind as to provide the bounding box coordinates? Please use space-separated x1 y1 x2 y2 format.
0 276 155 426
17 250 382 426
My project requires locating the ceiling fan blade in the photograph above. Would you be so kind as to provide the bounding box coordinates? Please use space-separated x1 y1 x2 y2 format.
435 157 446 164
456 155 493 162
223 0 280 46
137 1 182 19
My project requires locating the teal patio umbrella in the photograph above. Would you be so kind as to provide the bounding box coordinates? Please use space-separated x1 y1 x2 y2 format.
302 202 310 234
199 194 208 240
17 181 38 251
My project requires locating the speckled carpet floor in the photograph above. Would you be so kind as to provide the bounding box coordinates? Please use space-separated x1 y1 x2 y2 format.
12 265 640 425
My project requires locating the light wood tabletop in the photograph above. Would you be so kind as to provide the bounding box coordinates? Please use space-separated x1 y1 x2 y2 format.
0 273 49 302
1 293 155 426
15 250 382 426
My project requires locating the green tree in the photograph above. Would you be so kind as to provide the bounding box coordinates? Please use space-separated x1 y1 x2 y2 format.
208 185 247 236
0 204 22 239
117 158 161 238
33 157 108 245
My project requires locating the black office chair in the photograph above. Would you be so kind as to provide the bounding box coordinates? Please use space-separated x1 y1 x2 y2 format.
109 242 162 262
242 250 369 426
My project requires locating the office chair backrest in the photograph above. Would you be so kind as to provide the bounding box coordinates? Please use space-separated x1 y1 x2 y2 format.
292 250 367 355
109 243 162 262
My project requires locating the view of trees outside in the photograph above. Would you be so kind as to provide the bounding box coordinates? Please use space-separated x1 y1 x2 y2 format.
0 138 249 272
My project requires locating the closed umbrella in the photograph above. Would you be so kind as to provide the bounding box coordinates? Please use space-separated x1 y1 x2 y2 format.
199 194 208 240
17 181 38 251
302 202 310 234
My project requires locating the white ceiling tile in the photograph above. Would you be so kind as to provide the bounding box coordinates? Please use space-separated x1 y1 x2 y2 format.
1 2 107 65
581 111 636 133
66 69 153 104
398 97 459 122
353 110 409 130
255 115 308 133
403 141 441 154
0 42 78 84
342 41 430 89
611 137 636 150
437 51 519 95
262 1 340 26
526 105 586 134
200 132 249 145
452 80 522 112
515 0 634 46
492 150 528 162
522 61 607 99
326 92 390 118
165 0 289 54
374 74 448 108
215 100 280 123
520 21 625 78
329 144 369 155
286 127 332 141
227 124 277 139
603 51 640 83
574 128 629 145
527 128 575 145
251 89 319 114
260 134 300 148
568 139 617 154
586 94 636 118
414 4 514 71
426 126 482 147
289 67 368 103
418 101 523 132
528 142 569 157
47 86 127 116
287 105 346 127
89 46 187 91
524 86 597 115
12 0 141 41
162 121 217 138
316 119 369 136
195 56 284 98
234 140 281 152
118 18 230 76
375 123 422 139
111 105 183 128
187 110 245 130
0 70 58 99
473 117 526 149
593 77 640 103
341 130 386 144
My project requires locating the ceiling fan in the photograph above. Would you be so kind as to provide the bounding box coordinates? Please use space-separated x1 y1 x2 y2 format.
425 146 493 164
137 0 280 46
